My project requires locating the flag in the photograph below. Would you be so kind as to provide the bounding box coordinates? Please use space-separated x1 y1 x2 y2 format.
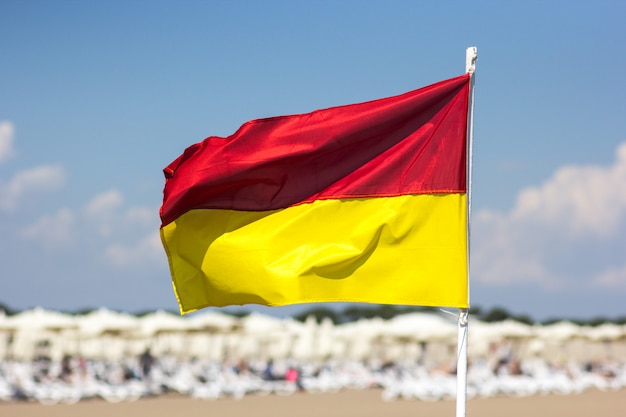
160 74 471 314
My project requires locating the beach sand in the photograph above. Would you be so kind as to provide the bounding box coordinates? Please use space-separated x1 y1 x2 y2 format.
1 388 625 417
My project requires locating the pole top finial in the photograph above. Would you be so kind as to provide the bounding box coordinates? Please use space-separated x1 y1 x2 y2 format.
466 47 477 74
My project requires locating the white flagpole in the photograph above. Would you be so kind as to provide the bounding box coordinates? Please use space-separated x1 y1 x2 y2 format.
456 46 477 417
456 308 469 417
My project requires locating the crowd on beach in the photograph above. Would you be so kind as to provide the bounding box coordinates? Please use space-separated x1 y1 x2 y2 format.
1 308 625 404
0 349 624 405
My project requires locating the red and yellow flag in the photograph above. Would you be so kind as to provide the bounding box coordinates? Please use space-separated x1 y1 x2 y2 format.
160 74 471 314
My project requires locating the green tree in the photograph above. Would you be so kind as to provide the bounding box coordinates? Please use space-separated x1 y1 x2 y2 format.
294 307 341 324
479 306 511 322
0 302 15 316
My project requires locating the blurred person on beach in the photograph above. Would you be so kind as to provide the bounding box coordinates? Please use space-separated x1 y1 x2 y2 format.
139 348 155 382
262 359 276 381
59 354 73 383
286 366 304 391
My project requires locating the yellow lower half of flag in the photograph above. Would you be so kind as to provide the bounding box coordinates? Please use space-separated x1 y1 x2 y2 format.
161 194 468 314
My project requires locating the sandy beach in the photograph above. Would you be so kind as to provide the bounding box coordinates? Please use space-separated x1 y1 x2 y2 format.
2 388 625 417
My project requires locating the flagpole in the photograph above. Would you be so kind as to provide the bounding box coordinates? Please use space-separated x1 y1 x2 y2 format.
456 308 469 417
456 46 477 417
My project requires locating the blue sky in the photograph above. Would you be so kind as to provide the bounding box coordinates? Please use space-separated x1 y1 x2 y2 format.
1 1 625 321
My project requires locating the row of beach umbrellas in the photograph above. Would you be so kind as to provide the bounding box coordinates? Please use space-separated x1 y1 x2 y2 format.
0 307 625 362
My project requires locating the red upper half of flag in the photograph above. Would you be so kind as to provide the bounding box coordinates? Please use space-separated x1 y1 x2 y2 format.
160 74 470 227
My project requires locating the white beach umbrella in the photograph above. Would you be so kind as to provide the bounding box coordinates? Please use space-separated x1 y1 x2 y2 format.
533 321 591 362
186 310 238 332
139 310 191 336
382 312 457 342
488 319 534 340
137 310 193 357
584 323 625 342
490 320 536 359
468 319 534 359
182 311 238 360
75 308 140 359
76 308 140 337
0 311 12 360
239 313 286 334
8 307 77 331
579 323 626 359
338 317 386 340
7 308 78 361
466 319 494 356
234 313 293 358
316 317 337 358
535 321 584 341
291 315 318 359
335 317 386 360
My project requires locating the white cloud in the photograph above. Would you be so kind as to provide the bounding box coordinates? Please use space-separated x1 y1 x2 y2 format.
511 142 626 238
79 189 161 266
19 186 160 266
471 210 558 287
472 142 626 288
83 189 124 237
0 165 66 211
20 208 76 247
84 189 124 218
104 231 163 267
82 190 157 240
591 264 626 290
0 121 16 163
124 206 157 228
